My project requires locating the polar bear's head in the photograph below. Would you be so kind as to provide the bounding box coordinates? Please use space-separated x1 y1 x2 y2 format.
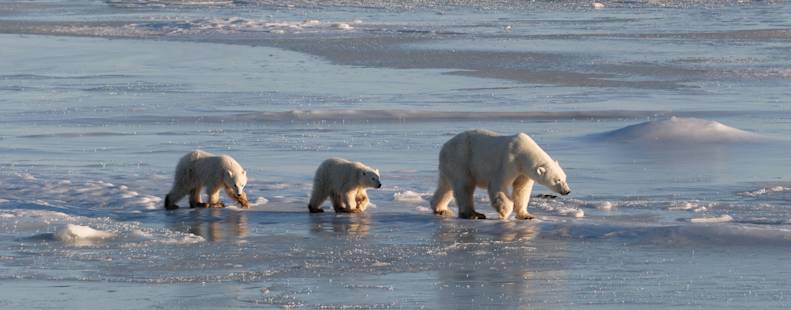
358 167 382 189
533 160 571 196
224 169 248 197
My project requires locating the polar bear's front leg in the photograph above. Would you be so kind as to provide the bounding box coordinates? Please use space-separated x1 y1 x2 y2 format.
223 184 249 208
340 191 361 213
355 189 369 212
207 185 225 208
512 176 535 220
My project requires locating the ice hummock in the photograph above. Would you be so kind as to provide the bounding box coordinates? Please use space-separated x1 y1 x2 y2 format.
597 117 763 144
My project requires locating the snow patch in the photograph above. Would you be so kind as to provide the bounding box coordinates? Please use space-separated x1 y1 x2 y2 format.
669 201 712 212
532 197 585 218
54 224 114 245
393 191 428 204
249 196 269 207
738 186 790 197
594 201 614 210
416 206 432 213
690 214 734 223
129 17 361 35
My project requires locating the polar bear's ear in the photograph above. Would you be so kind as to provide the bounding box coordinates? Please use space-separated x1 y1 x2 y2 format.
555 159 559 165
375 169 380 175
242 170 247 175
227 170 233 178
536 166 547 176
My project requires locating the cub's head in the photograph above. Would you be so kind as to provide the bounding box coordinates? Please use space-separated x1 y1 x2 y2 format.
225 169 248 197
533 160 571 196
359 167 382 189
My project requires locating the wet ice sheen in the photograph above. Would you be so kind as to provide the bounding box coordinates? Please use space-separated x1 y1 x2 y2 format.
1 0 791 308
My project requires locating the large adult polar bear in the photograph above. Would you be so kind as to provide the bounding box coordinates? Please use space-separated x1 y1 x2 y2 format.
430 129 571 220
164 150 249 210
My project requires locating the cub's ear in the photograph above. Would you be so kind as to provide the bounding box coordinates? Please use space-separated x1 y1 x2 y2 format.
242 170 247 175
536 166 547 176
554 160 559 165
227 170 234 178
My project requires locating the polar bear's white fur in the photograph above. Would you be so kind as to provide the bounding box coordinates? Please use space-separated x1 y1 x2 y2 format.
430 129 571 220
308 158 382 213
164 150 249 210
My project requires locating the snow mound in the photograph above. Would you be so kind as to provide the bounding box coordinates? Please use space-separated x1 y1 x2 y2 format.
54 224 114 244
599 117 762 144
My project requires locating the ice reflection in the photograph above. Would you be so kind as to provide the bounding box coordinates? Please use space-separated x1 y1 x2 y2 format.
309 214 371 236
165 208 248 241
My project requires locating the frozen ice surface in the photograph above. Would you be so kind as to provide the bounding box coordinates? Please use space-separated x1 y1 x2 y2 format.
1 0 791 308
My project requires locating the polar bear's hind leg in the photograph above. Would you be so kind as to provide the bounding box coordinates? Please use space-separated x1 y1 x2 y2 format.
430 174 454 216
454 182 485 219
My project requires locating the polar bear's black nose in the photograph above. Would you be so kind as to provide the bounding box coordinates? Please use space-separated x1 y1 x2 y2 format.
561 190 571 195
376 183 382 188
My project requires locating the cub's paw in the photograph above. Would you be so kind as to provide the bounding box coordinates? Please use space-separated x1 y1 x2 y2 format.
433 209 455 217
191 202 209 209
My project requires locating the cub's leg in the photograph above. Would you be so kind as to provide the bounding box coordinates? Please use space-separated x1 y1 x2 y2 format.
189 187 208 208
331 192 347 213
164 187 188 210
355 189 369 212
337 191 359 213
207 184 225 208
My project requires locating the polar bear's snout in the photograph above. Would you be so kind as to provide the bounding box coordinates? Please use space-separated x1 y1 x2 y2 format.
558 183 571 196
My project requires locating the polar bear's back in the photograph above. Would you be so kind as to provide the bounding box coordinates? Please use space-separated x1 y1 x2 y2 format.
438 130 553 182
174 150 242 182
315 158 358 187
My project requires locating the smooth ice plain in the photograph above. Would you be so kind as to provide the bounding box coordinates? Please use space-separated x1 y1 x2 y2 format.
1 0 790 308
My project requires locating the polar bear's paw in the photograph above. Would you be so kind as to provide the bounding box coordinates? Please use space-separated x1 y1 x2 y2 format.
515 212 535 220
308 205 325 213
190 202 209 209
460 211 486 220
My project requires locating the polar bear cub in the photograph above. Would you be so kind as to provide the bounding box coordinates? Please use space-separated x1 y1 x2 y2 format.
308 158 382 213
164 150 250 210
430 129 571 220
